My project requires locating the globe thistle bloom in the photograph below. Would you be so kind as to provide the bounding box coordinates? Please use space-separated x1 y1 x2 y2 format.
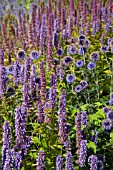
63 56 73 66
107 38 111 46
100 45 108 53
110 92 113 99
75 60 84 68
109 99 113 105
88 155 98 170
78 39 85 46
107 110 113 121
79 80 88 89
56 155 63 170
110 39 113 47
97 160 104 170
79 140 87 167
30 50 40 60
56 48 64 57
85 39 91 47
102 119 112 130
69 45 77 55
66 74 76 84
79 47 87 55
78 35 86 40
102 106 111 114
90 52 100 62
7 87 15 97
17 50 26 59
7 65 14 75
53 58 59 66
87 62 96 70
65 151 73 170
36 150 45 170
74 84 83 93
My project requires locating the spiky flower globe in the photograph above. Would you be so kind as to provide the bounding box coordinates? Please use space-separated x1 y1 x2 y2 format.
17 50 26 59
66 74 76 84
30 51 40 60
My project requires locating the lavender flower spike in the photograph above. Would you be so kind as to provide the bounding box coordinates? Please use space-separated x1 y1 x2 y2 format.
56 155 63 170
65 151 73 170
36 150 45 170
79 140 87 167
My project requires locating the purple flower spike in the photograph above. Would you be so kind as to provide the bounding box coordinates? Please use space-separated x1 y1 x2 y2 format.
56 155 63 170
109 99 113 105
65 151 73 170
36 150 45 170
87 62 96 70
79 140 87 167
88 155 98 170
107 110 113 121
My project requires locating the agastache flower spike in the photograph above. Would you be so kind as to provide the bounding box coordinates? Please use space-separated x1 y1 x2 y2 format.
0 49 4 65
36 150 45 170
58 89 68 145
0 65 7 98
40 61 46 105
56 155 63 170
37 100 45 123
88 155 98 170
65 151 73 170
79 140 87 167
49 73 57 109
2 121 11 169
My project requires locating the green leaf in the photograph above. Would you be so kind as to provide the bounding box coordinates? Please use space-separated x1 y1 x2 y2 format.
87 141 96 154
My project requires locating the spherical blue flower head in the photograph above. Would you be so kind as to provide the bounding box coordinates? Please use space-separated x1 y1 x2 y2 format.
79 47 87 55
102 119 112 130
110 39 113 47
78 34 86 40
97 160 104 170
35 76 40 85
7 87 15 97
53 58 59 65
69 46 77 55
17 50 26 59
76 60 84 68
78 39 85 46
100 45 108 53
85 39 90 47
2 66 7 77
30 50 40 60
110 92 113 99
63 56 73 66
87 62 96 70
108 38 111 45
74 84 82 93
107 110 113 121
109 99 113 105
7 65 14 75
56 48 64 56
66 74 76 84
102 106 111 114
79 80 88 89
90 52 100 61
